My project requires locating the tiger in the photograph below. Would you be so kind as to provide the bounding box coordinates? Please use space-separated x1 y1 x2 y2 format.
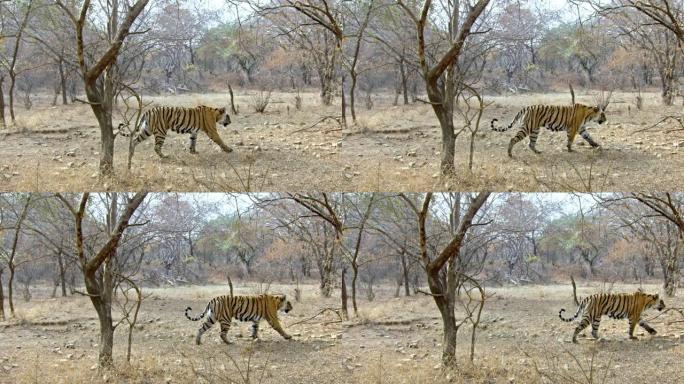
184 293 293 345
559 291 665 343
117 105 233 158
490 103 607 157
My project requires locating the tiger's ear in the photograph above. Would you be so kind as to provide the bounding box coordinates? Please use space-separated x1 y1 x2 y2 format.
593 106 599 112
219 107 226 114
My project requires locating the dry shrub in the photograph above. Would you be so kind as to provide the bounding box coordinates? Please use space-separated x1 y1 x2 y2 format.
250 91 272 113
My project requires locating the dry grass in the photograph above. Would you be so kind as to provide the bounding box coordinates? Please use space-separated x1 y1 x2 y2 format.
343 90 684 192
0 91 343 192
1 282 683 384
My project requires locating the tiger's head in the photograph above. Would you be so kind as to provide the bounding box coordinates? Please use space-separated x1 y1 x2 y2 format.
640 292 665 311
272 293 293 314
590 91 612 125
591 105 607 125
199 105 231 127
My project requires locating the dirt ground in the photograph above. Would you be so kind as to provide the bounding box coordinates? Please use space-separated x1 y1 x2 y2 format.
343 91 684 192
1 282 682 384
0 92 343 192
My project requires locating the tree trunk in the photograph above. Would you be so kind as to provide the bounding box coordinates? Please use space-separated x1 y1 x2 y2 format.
8 72 16 124
85 81 115 176
0 269 5 321
340 266 348 319
321 247 334 297
59 59 68 105
351 261 358 316
8 264 15 316
400 59 409 105
660 67 675 106
662 250 679 297
341 75 347 128
349 73 357 123
401 251 410 297
57 249 67 297
0 76 5 128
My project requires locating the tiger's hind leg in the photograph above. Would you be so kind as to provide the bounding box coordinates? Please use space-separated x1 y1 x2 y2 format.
188 132 199 154
154 135 170 159
590 318 601 339
628 319 638 340
251 321 260 339
508 129 528 157
639 320 657 335
528 126 542 154
573 316 590 343
219 320 234 345
196 314 216 345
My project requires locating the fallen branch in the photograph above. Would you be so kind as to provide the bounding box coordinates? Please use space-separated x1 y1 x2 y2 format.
291 115 343 134
286 307 344 328
632 115 684 134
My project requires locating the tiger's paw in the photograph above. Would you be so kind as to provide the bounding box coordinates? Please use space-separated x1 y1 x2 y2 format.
629 336 638 340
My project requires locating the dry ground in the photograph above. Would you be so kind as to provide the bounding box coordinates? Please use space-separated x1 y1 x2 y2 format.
0 92 343 192
343 91 684 191
1 282 683 384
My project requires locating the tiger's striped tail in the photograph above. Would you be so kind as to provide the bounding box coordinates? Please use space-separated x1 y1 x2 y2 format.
185 304 210 321
559 300 585 322
491 108 526 132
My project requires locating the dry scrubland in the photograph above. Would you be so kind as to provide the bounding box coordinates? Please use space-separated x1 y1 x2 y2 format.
1 282 683 384
0 92 343 192
3 90 684 192
343 91 684 191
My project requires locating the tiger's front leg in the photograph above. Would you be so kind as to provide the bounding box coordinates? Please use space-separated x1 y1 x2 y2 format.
267 318 292 340
579 127 601 149
206 130 233 153
566 129 578 152
638 320 658 335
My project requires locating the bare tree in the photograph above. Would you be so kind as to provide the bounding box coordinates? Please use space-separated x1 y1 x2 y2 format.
396 0 491 174
57 192 148 367
55 0 150 176
402 191 491 366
